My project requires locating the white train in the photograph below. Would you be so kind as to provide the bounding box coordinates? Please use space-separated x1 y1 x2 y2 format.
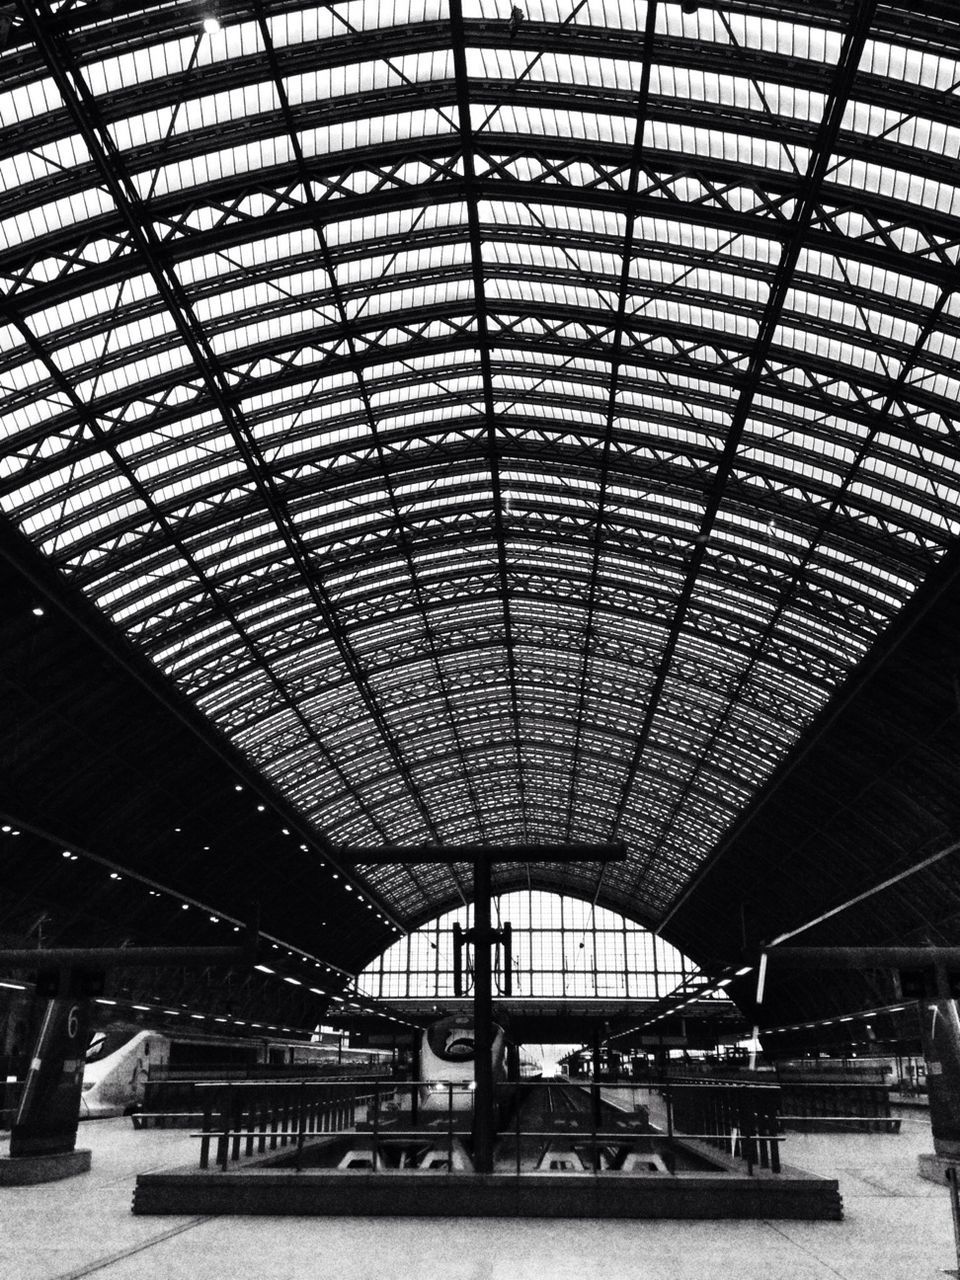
419 1013 507 1110
419 1013 521 1111
80 1022 386 1119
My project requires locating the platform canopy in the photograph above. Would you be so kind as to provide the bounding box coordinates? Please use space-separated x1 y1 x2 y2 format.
3 0 960 962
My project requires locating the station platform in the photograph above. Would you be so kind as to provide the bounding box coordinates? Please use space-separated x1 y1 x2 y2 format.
0 1105 949 1279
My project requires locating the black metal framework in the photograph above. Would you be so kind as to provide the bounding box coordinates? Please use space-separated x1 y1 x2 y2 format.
3 0 960 933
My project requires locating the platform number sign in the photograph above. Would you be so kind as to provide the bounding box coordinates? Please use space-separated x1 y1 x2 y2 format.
10 990 91 1159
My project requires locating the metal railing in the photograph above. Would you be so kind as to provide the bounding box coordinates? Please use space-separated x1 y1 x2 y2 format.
195 1079 385 1170
186 1076 785 1176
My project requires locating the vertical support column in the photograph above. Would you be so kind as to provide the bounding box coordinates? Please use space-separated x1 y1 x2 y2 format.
473 854 494 1173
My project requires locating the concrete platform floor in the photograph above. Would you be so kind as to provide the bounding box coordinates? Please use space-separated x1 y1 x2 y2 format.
0 1106 948 1280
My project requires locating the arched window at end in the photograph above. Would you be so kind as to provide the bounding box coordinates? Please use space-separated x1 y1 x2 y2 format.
358 890 724 1002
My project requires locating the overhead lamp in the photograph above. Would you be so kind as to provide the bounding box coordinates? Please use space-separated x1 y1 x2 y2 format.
31 604 45 617
202 14 221 35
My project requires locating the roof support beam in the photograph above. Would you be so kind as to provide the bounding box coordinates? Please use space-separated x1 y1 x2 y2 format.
17 0 445 858
614 0 880 883
448 0 529 839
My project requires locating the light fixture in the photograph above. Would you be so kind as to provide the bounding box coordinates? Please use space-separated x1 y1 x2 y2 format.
31 604 44 617
202 15 221 35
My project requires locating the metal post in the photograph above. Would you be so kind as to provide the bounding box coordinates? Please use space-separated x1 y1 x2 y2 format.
448 1083 454 1172
411 1030 420 1126
472 854 494 1173
515 1085 522 1177
217 1087 230 1171
372 1081 380 1172
947 1166 960 1278
591 1081 599 1174
295 1080 306 1172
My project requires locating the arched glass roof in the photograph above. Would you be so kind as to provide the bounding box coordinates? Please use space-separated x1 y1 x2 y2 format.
2 0 960 929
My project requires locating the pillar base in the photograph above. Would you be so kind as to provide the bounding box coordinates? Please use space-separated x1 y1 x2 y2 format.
917 1152 960 1186
0 1148 91 1185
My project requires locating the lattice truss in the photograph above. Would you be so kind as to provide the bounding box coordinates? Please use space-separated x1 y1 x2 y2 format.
2 0 960 924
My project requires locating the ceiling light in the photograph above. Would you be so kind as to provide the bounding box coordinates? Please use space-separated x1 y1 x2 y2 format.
202 15 221 34
31 605 44 617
